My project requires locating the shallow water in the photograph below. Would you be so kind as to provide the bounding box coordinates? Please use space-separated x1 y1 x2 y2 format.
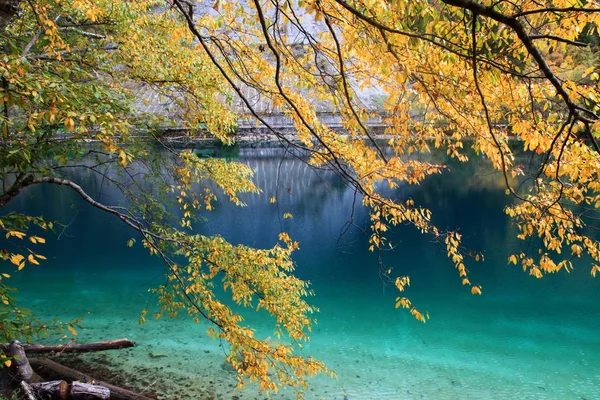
4 147 600 399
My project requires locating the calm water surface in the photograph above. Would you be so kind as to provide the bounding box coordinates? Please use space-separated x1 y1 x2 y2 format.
3 147 600 399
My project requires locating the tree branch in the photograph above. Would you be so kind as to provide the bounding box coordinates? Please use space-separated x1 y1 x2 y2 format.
440 0 600 154
512 6 600 18
319 2 388 162
0 174 35 207
530 34 588 47
22 29 42 57
30 177 141 228
59 26 107 39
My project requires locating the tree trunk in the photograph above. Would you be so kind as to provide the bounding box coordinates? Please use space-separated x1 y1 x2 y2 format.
3 340 33 382
16 339 136 354
29 358 156 400
0 0 19 32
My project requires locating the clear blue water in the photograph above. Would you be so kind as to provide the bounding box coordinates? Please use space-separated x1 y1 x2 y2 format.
3 147 600 399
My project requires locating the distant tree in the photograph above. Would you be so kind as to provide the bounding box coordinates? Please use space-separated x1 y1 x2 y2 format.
1 0 600 395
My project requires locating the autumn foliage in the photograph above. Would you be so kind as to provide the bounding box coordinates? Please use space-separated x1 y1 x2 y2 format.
2 0 600 394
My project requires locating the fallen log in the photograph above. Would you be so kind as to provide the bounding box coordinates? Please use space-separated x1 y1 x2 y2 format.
70 381 110 400
29 358 155 400
30 380 111 400
29 380 69 400
11 339 136 354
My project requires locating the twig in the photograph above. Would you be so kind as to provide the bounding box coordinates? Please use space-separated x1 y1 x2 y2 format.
20 381 36 400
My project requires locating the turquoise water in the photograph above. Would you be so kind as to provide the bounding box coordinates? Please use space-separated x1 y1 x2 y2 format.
3 148 600 399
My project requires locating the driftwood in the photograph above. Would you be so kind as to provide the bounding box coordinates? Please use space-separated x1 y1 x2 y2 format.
29 380 110 399
29 380 69 399
12 339 136 354
29 358 155 400
69 381 110 400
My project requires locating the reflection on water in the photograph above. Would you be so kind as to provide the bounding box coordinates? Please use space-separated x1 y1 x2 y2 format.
3 147 600 399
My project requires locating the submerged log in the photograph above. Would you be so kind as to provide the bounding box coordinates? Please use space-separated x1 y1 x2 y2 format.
69 381 110 400
30 380 69 400
15 339 136 354
29 358 155 400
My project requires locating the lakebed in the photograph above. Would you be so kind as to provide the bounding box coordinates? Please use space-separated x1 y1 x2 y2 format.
7 147 600 399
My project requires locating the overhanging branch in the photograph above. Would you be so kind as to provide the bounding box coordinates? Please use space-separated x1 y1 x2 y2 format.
441 0 600 151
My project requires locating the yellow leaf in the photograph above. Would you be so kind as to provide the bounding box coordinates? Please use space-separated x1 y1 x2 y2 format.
9 254 24 266
471 286 482 295
412 310 424 322
27 254 40 265
119 150 128 167
508 255 517 265
64 117 75 132
3 359 11 368
30 236 46 244
67 325 78 336
6 231 26 239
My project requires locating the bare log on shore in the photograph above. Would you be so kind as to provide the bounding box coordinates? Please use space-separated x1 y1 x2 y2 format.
4 339 136 354
70 381 110 400
29 358 156 400
30 380 111 400
29 380 69 399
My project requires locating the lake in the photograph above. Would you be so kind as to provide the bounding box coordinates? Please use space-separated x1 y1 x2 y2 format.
3 146 600 399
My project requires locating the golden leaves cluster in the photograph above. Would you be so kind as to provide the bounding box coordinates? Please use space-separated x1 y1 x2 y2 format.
4 0 600 393
190 0 600 327
150 230 330 394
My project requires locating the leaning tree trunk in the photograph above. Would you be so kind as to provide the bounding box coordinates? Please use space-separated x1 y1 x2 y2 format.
0 0 19 32
3 340 33 382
